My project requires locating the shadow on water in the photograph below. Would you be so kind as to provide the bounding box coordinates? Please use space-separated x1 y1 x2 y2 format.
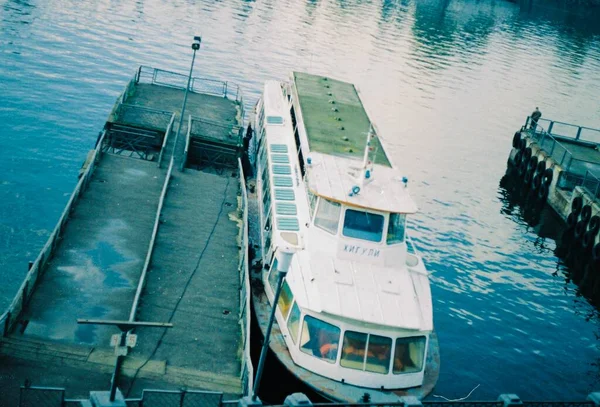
499 165 600 311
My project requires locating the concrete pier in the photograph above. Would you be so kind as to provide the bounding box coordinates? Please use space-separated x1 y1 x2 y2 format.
505 115 600 299
0 66 251 404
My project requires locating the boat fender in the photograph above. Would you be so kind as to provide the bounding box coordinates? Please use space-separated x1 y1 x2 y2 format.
581 205 592 223
537 160 547 174
518 159 528 176
542 168 553 186
571 196 584 215
514 151 523 166
567 212 578 228
593 243 600 263
512 131 522 148
523 147 532 163
575 220 588 240
583 231 595 250
532 174 542 190
527 156 538 172
524 168 534 185
538 182 549 201
589 215 600 235
519 138 527 152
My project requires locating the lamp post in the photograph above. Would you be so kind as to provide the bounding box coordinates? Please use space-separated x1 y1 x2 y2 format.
252 249 295 401
174 36 201 150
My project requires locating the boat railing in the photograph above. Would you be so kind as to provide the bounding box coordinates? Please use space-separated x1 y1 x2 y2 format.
0 130 107 337
238 158 255 396
135 65 244 105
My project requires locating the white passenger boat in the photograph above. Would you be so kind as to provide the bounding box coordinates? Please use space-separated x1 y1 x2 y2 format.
249 72 439 402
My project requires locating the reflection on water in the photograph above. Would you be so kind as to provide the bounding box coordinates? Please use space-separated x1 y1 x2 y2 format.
1 0 600 400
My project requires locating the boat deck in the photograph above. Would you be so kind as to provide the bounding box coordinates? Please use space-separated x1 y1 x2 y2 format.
0 76 246 401
292 72 391 167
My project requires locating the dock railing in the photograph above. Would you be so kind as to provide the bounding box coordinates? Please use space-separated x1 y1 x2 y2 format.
15 386 600 407
527 116 600 145
0 130 107 337
524 116 600 199
238 158 254 396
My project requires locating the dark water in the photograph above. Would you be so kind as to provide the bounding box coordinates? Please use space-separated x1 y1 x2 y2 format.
2 0 600 401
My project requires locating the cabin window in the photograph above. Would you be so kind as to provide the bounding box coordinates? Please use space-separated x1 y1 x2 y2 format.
386 213 406 244
341 332 392 374
314 198 341 235
300 316 340 363
393 336 426 374
287 302 301 343
267 116 284 125
343 209 384 242
278 281 293 320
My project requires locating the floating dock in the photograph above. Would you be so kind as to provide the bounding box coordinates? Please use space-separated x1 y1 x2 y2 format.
0 66 253 403
505 116 600 296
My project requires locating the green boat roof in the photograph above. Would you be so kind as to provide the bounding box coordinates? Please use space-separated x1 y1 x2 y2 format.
293 72 392 168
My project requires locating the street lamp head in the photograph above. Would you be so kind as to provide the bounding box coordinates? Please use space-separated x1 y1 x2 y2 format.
192 36 201 50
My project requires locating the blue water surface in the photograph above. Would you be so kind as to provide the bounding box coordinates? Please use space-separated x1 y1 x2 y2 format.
1 0 600 400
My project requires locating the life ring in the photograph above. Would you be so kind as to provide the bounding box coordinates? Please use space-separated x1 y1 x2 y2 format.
538 182 549 201
527 156 538 172
532 174 542 190
571 196 584 215
542 168 553 186
512 131 522 148
575 220 588 240
567 212 578 228
583 231 595 250
514 151 523 166
589 215 600 235
593 243 600 263
537 160 546 174
581 205 592 223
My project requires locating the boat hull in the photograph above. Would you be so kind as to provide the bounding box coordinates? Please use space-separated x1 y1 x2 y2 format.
250 282 441 403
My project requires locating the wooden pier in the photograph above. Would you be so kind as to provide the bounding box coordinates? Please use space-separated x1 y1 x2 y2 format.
0 66 253 403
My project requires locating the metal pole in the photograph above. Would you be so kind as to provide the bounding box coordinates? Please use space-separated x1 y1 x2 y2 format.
174 48 197 147
109 331 127 401
252 269 287 400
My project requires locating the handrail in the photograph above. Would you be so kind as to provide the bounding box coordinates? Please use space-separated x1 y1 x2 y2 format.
189 116 243 147
181 115 192 172
136 65 243 103
128 154 174 321
238 158 254 395
1 130 107 336
158 113 176 168
526 116 600 145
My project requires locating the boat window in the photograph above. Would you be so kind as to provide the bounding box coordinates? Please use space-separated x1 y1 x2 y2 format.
278 280 293 320
314 198 341 234
268 258 279 292
267 116 284 125
343 209 384 242
386 213 406 244
300 316 340 363
340 331 368 370
340 332 392 374
366 335 392 374
287 302 301 344
393 336 426 374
